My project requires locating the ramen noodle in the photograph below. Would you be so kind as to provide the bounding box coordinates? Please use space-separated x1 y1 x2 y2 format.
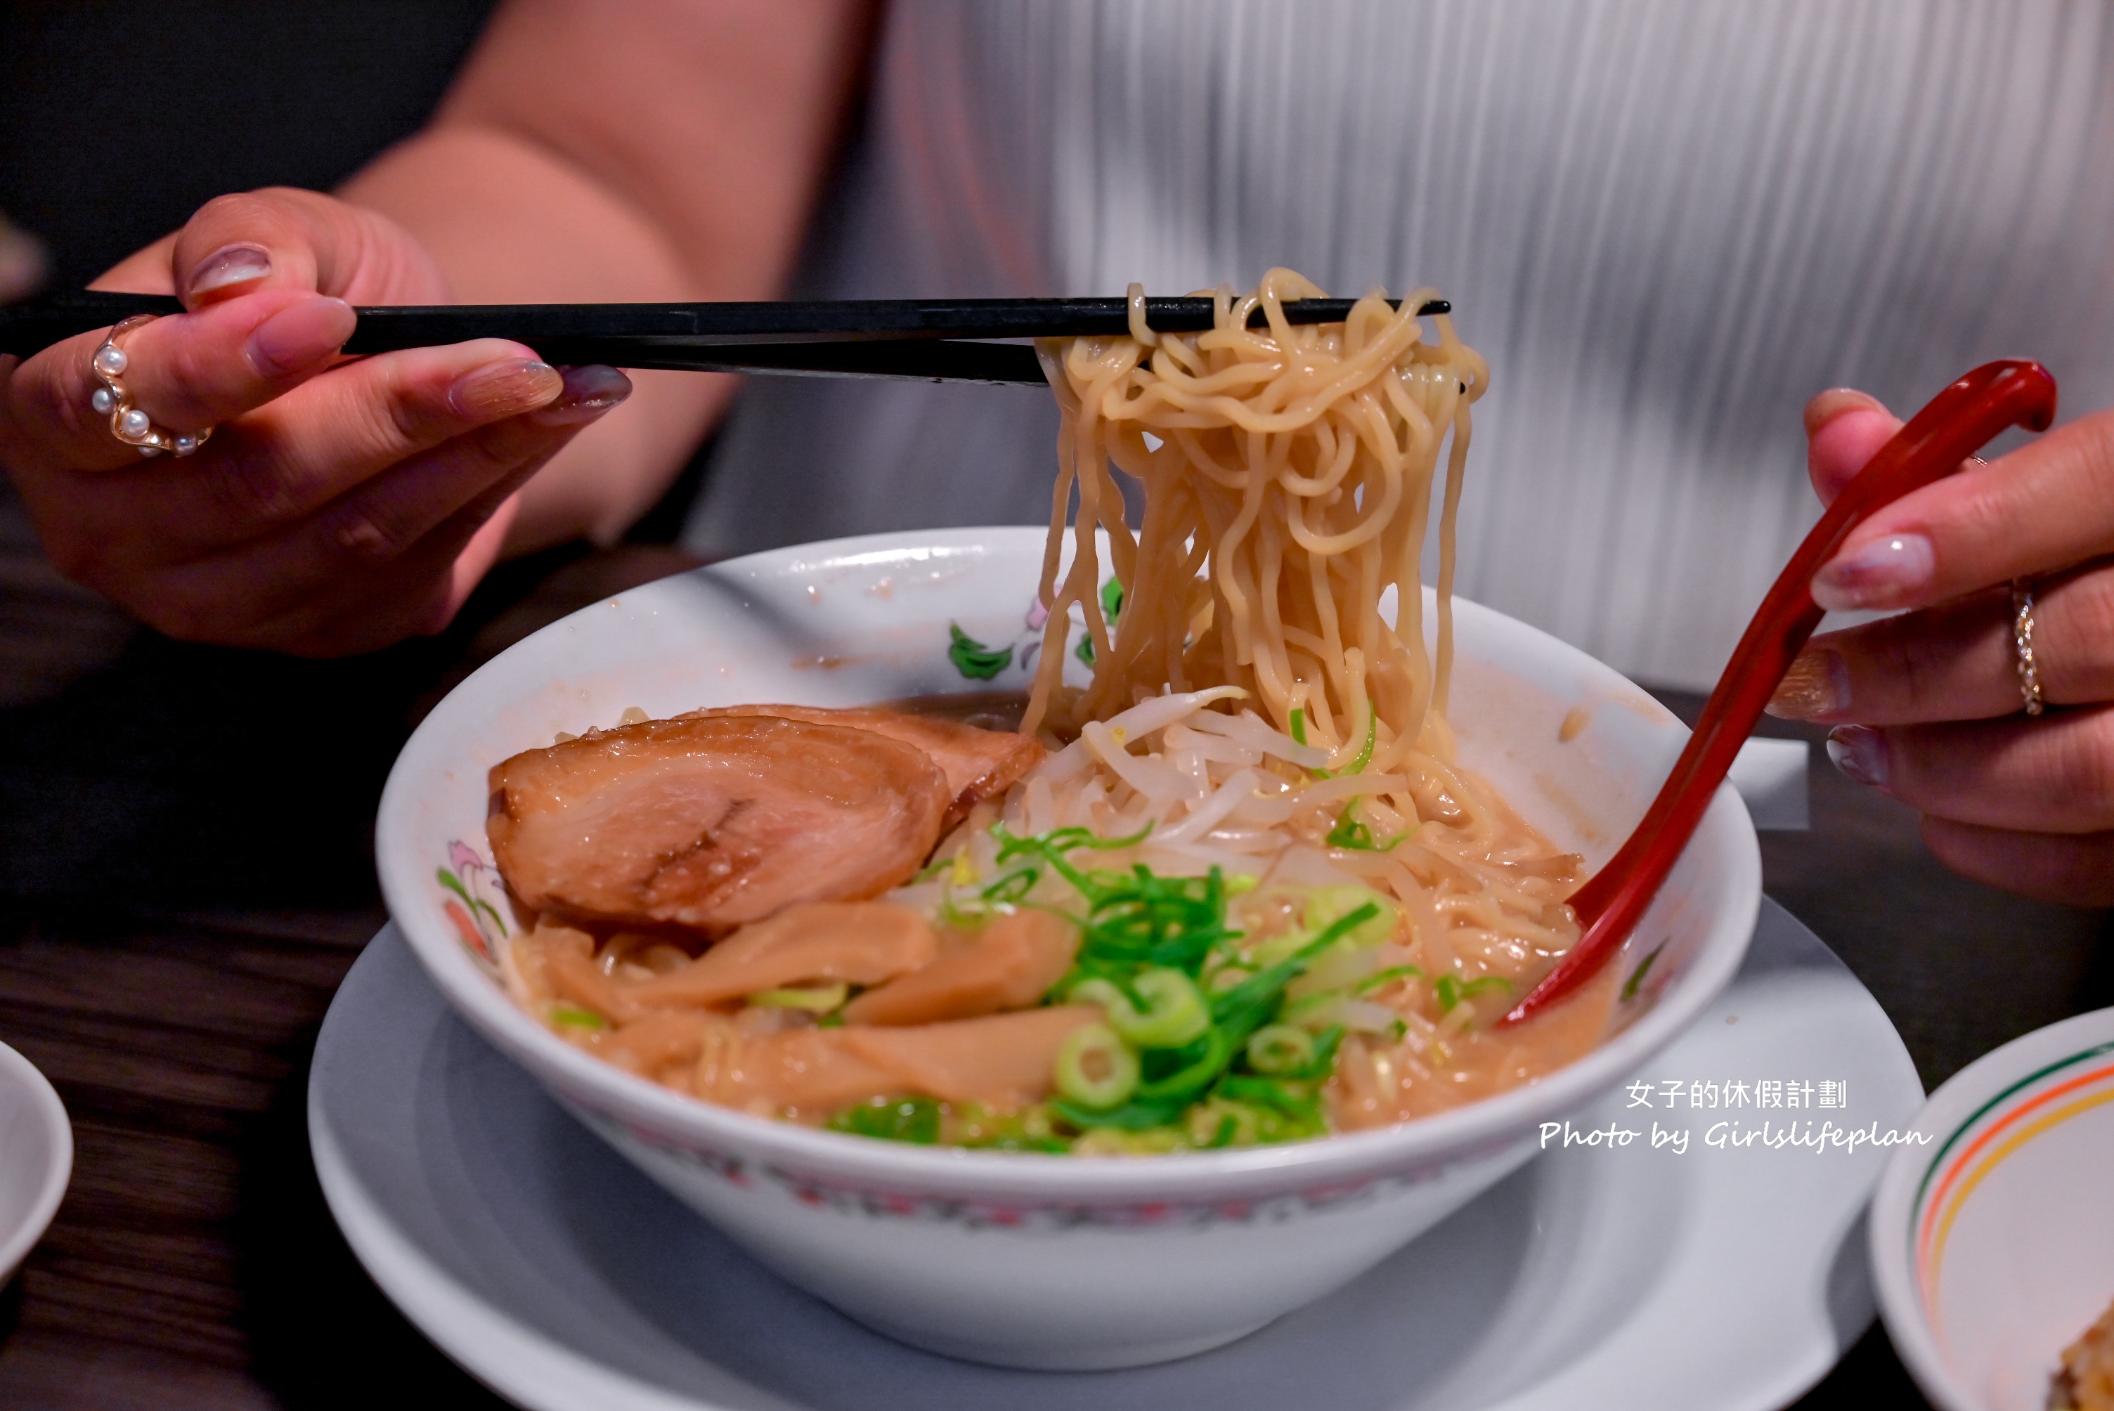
488 272 1610 1152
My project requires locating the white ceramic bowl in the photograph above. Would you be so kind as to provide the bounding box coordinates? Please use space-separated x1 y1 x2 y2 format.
376 526 1760 1370
0 1038 71 1288
1870 1006 2114 1411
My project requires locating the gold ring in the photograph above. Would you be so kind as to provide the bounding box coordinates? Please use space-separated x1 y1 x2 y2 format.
89 315 212 457
2011 579 2045 716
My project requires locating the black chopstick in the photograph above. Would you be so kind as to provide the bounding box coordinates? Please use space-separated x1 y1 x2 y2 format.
0 290 1452 383
517 338 1053 384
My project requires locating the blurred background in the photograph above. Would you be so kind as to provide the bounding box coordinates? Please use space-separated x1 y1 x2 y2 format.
0 1 583 904
0 13 654 1403
1 2 491 287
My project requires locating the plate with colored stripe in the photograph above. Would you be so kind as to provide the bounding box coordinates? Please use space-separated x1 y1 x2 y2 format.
1870 1007 2114 1411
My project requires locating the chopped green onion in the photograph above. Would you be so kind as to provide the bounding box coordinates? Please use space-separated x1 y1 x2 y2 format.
1288 1024 1348 1079
1214 902 1382 1027
1433 973 1514 1014
1093 967 1209 1048
1278 990 1340 1026
549 1002 608 1031
1255 888 1392 967
1052 1095 1186 1130
954 1102 1072 1153
980 868 1040 904
1621 943 1667 1001
1341 707 1378 775
827 1097 942 1145
1288 930 1395 998
993 821 1153 861
1245 1024 1316 1075
1326 799 1404 852
938 819 1420 1149
1250 931 1310 969
1290 700 1375 778
1066 977 1125 1009
1053 1023 1141 1109
1301 887 1397 947
1214 1075 1322 1120
1353 963 1424 995
1074 1125 1191 1155
749 982 850 1013
1134 1027 1234 1105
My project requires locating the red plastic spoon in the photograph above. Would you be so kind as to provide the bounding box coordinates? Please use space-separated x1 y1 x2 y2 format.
1501 360 2058 1028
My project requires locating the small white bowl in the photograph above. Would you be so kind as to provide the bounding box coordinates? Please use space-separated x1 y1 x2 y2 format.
0 1039 71 1287
376 526 1760 1370
1870 1006 2114 1411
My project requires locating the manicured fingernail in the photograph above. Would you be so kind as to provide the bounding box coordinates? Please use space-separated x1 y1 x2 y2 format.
1766 648 1848 720
528 365 632 426
1804 387 1884 436
448 358 563 420
245 295 356 376
1811 533 1933 611
187 243 272 300
1825 725 1888 789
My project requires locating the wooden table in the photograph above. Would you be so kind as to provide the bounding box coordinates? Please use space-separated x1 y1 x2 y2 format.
1 492 2107 1410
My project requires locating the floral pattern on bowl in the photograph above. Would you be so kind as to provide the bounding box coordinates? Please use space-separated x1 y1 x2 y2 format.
945 576 1122 680
577 1100 1525 1231
437 841 510 971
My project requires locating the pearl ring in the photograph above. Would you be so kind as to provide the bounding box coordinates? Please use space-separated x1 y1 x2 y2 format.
89 316 212 457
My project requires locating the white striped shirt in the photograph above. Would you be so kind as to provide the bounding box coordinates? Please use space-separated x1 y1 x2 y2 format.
686 0 2114 687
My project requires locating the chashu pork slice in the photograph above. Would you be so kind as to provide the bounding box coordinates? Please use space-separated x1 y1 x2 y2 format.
488 715 951 933
684 704 1042 826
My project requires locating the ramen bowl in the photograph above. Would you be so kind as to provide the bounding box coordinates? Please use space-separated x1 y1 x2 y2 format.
376 526 1760 1370
1869 1006 2114 1411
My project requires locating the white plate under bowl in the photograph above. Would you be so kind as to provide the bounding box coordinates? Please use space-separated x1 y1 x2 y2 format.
311 896 1917 1411
0 1038 71 1287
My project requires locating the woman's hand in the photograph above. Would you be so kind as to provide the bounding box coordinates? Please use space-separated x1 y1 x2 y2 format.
1769 389 2114 906
0 187 629 655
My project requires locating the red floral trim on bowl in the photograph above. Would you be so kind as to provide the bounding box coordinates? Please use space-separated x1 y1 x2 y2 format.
589 1107 1504 1231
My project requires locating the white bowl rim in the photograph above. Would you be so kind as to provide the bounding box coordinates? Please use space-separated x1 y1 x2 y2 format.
0 1037 72 1279
378 524 1762 1200
1867 1003 2114 1411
